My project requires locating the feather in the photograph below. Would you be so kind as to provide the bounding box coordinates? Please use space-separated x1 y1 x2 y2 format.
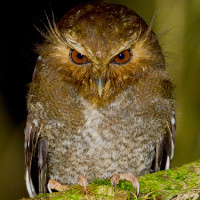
152 111 176 172
24 115 48 197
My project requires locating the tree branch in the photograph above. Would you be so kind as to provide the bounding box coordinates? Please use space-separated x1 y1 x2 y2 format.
22 160 200 200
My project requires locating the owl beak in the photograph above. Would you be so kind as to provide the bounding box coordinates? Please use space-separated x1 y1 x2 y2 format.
96 78 106 97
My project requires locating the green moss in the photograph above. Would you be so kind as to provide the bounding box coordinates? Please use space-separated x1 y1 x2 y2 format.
92 179 111 186
22 160 200 200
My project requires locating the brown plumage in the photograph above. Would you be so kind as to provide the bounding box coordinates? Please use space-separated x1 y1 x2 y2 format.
25 1 176 197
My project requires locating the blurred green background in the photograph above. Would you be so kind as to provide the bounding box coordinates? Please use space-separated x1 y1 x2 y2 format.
0 0 199 199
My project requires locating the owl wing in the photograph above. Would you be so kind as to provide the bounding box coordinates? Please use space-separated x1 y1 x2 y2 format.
152 111 176 172
24 115 48 197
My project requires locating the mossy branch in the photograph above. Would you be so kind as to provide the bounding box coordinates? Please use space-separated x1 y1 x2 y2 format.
22 160 200 200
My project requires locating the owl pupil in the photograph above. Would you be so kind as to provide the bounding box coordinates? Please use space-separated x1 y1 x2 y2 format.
118 53 125 60
77 53 83 59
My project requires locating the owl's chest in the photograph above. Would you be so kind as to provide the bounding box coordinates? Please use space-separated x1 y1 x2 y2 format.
46 92 161 157
47 96 137 147
44 87 163 149
44 92 163 182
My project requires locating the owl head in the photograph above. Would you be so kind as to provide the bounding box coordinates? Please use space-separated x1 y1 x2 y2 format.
36 2 165 106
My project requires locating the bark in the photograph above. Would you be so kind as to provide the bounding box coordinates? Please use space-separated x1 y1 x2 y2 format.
21 160 200 200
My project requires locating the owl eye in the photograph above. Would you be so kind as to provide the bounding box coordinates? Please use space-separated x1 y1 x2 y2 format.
112 49 132 65
70 49 88 65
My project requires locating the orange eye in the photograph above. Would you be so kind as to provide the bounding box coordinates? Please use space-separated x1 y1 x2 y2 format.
70 49 88 65
113 49 132 65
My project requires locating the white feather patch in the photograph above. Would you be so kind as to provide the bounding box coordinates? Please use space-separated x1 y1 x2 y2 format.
25 167 36 197
171 117 176 125
32 119 38 128
38 56 42 60
165 156 170 170
170 139 175 159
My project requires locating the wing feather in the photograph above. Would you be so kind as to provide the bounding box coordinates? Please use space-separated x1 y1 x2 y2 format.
164 111 176 169
24 115 48 197
152 111 176 172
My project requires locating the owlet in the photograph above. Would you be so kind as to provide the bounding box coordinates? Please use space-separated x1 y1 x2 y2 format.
24 1 176 197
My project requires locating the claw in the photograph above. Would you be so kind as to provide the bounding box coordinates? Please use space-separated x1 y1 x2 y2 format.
111 173 139 195
47 179 69 193
135 180 140 196
47 182 52 193
83 179 87 194
111 174 120 191
113 183 115 191
78 175 88 194
112 179 116 191
120 173 139 195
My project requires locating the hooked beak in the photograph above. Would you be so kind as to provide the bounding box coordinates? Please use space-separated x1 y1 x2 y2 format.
95 77 106 97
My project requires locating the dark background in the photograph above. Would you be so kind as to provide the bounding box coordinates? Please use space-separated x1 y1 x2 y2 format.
0 0 199 199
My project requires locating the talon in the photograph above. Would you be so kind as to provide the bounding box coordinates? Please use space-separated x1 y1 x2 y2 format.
111 173 139 195
47 179 69 192
83 179 87 194
47 181 52 193
78 175 88 194
136 180 140 196
111 174 120 191
113 183 115 191
120 173 139 195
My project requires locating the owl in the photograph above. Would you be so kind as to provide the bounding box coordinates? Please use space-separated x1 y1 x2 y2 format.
24 1 176 198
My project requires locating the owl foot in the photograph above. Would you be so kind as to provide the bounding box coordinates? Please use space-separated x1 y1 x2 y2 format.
111 173 139 195
47 179 70 193
78 175 88 194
